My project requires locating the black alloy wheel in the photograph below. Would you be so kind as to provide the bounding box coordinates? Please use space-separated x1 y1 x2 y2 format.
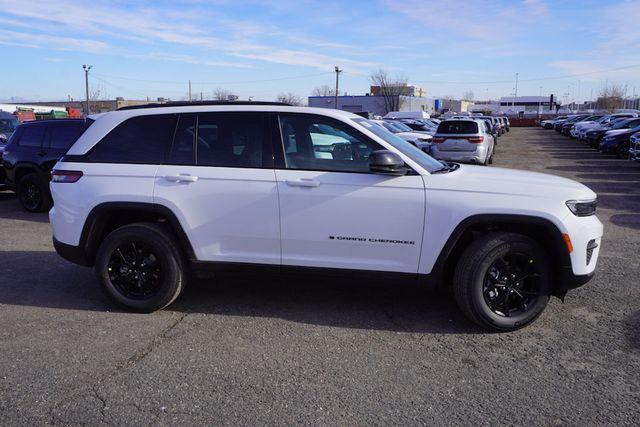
483 252 542 318
107 241 163 300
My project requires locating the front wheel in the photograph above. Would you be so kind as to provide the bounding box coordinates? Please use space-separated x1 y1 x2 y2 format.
453 232 551 332
95 223 187 312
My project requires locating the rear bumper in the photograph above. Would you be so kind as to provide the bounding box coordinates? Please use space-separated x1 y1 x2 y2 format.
53 237 92 267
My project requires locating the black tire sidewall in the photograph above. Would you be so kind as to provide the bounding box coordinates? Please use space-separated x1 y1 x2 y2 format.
470 239 550 330
18 173 47 212
95 225 184 312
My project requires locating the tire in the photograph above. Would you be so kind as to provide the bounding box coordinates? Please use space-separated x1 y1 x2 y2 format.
452 232 551 332
488 153 494 164
94 223 187 312
17 172 52 212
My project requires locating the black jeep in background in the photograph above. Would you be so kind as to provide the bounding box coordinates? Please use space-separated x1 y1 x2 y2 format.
1 119 89 212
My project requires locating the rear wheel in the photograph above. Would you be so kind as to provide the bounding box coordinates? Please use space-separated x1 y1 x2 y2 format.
453 232 551 332
17 173 51 212
95 223 187 312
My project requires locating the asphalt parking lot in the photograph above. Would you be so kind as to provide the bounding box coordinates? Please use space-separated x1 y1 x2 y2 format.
1 127 639 425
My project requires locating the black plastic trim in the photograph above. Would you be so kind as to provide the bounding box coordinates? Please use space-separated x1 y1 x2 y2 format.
430 214 573 293
53 237 91 266
117 101 290 111
73 202 196 267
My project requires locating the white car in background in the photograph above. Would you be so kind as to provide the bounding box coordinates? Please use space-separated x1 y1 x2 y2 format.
371 119 433 153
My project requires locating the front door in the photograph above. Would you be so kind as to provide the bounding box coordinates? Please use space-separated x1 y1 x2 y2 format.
275 113 425 273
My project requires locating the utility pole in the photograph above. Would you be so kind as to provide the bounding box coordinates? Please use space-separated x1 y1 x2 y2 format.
82 64 92 115
188 80 192 102
200 91 203 101
514 72 519 110
538 86 542 118
334 66 342 109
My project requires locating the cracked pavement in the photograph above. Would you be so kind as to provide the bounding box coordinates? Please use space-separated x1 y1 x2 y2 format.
1 127 639 425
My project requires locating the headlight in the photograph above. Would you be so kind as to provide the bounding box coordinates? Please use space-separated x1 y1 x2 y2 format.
566 199 597 217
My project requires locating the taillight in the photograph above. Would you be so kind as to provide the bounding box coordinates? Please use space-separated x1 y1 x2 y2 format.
433 137 445 143
467 136 484 143
51 170 83 183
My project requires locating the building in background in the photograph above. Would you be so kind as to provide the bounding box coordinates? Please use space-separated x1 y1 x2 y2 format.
308 94 435 117
3 98 165 116
436 99 474 113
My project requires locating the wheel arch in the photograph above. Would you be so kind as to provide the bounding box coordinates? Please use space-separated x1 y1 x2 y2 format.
78 202 195 267
432 214 572 295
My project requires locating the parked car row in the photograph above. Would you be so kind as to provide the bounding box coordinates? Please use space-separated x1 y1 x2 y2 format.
541 113 640 160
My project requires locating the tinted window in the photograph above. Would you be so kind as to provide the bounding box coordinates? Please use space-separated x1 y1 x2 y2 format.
168 114 196 165
18 125 46 147
48 123 85 150
89 114 177 164
196 113 269 168
280 114 382 173
437 121 479 134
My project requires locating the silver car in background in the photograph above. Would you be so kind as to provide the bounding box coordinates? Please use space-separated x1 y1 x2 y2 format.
431 119 495 165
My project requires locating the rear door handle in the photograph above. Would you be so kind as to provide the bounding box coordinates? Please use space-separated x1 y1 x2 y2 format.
164 174 198 183
285 179 320 188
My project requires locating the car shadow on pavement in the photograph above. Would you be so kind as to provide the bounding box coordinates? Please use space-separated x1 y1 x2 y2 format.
0 251 482 334
625 311 640 350
0 194 50 223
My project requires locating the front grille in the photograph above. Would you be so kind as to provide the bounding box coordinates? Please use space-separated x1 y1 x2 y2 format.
586 239 598 265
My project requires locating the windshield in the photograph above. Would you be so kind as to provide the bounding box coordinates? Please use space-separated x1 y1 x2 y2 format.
353 118 444 173
390 121 413 132
0 118 19 133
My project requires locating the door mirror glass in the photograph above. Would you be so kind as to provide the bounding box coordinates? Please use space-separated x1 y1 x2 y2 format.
369 150 408 175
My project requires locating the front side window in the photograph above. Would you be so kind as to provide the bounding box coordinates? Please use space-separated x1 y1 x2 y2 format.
196 113 269 168
279 114 381 173
18 124 46 147
89 114 177 164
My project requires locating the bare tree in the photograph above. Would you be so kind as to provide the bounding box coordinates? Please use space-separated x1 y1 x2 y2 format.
277 92 303 106
462 90 475 101
213 87 236 101
370 69 409 114
596 83 624 112
312 85 336 96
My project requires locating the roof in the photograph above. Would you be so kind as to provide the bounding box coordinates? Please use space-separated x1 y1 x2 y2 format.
117 101 290 111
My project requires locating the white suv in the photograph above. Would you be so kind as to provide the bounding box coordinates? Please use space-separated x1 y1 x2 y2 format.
49 102 603 331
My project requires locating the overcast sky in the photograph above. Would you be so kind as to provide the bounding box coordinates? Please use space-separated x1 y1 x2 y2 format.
1 0 639 103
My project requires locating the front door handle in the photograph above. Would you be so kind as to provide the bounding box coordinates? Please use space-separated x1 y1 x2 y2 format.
164 174 198 183
285 179 320 188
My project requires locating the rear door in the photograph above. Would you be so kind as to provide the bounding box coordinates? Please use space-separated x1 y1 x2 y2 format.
153 112 280 265
43 122 86 173
274 113 425 273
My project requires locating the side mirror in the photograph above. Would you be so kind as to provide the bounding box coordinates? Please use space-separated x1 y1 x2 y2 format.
369 150 409 175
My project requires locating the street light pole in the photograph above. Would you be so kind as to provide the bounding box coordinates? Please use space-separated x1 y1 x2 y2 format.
82 64 92 115
334 66 342 110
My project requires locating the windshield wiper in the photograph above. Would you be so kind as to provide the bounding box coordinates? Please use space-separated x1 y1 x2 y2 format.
432 161 460 174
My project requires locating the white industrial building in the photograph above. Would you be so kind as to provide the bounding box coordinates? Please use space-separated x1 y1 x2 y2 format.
308 95 436 117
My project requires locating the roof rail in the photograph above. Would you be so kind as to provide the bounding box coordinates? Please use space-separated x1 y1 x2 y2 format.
117 101 291 111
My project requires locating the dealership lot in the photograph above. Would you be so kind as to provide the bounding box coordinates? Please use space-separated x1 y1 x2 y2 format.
0 127 638 424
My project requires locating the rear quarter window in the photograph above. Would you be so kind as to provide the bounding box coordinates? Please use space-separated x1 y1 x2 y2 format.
437 121 479 134
88 114 177 164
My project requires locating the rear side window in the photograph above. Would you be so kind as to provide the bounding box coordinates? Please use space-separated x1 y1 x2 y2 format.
195 113 270 168
48 123 85 150
17 125 46 147
437 121 479 134
88 115 177 164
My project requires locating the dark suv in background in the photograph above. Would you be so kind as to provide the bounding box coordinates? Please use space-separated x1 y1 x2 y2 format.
2 119 88 212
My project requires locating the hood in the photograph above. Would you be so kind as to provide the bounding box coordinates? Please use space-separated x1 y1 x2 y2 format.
397 132 432 141
575 121 598 129
427 165 596 202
